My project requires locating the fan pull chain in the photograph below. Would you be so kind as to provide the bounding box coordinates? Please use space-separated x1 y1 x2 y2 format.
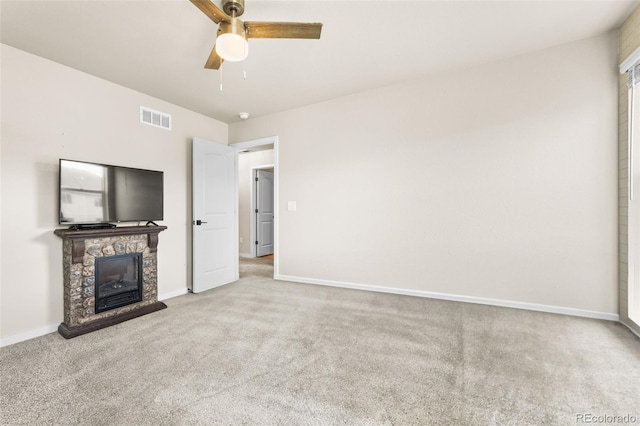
219 67 223 92
243 41 248 80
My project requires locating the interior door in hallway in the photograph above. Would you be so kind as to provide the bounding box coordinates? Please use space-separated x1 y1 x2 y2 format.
192 138 238 293
256 169 274 257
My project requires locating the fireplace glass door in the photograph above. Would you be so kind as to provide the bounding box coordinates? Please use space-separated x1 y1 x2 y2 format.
95 253 142 313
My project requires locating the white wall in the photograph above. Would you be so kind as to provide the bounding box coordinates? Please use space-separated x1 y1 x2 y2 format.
238 150 274 256
0 44 228 343
230 32 620 317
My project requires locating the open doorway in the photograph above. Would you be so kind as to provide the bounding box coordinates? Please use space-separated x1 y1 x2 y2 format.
231 136 279 278
237 151 273 258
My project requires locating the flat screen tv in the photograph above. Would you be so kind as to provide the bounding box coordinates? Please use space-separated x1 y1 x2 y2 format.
59 159 163 227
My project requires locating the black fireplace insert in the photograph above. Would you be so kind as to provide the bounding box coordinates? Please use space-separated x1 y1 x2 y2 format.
95 253 143 313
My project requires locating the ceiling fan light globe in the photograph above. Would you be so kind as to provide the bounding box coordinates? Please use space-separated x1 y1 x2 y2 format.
215 18 248 62
216 31 248 62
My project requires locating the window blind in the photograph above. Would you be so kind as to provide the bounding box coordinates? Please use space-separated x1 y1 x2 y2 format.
626 59 640 326
628 61 640 89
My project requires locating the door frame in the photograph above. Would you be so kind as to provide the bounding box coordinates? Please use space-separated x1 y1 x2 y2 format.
230 136 279 277
250 165 275 258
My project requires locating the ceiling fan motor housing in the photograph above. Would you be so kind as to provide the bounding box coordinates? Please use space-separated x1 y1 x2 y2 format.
218 18 246 38
222 0 245 17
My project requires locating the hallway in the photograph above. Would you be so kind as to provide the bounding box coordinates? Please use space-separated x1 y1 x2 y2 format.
239 256 274 279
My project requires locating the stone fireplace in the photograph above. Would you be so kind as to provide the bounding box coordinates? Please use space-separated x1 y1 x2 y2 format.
54 226 167 338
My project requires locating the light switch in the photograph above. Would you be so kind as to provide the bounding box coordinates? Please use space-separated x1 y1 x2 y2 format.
287 201 297 211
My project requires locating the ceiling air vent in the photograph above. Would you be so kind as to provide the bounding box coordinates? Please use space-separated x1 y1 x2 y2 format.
140 106 171 130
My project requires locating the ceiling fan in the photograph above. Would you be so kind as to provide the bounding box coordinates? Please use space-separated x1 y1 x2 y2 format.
190 0 323 70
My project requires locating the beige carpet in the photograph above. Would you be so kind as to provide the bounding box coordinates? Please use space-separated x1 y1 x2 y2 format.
1 272 639 425
239 255 274 279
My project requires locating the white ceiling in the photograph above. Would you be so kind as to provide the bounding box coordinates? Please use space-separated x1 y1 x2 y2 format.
1 0 638 123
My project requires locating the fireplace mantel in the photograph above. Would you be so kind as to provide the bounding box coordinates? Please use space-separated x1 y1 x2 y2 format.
55 226 167 263
54 225 168 338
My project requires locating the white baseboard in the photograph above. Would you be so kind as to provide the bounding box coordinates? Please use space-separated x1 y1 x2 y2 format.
620 320 640 339
275 274 620 322
1 290 189 348
0 323 59 348
0 276 625 348
239 253 254 258
159 288 189 301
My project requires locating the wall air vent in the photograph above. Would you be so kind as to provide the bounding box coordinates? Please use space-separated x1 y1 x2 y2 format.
140 106 171 130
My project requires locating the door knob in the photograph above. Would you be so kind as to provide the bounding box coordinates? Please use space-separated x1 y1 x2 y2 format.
195 220 208 225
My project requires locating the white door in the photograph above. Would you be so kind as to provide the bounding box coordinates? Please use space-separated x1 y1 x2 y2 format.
256 170 274 257
192 138 238 293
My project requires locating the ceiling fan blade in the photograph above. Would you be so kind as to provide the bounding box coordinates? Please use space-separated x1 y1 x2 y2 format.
204 45 224 70
245 22 322 39
190 0 229 24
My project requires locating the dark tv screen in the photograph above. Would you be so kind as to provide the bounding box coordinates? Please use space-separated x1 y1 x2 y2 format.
59 159 164 225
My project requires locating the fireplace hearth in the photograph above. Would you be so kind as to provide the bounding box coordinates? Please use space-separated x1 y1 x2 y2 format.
54 226 167 338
